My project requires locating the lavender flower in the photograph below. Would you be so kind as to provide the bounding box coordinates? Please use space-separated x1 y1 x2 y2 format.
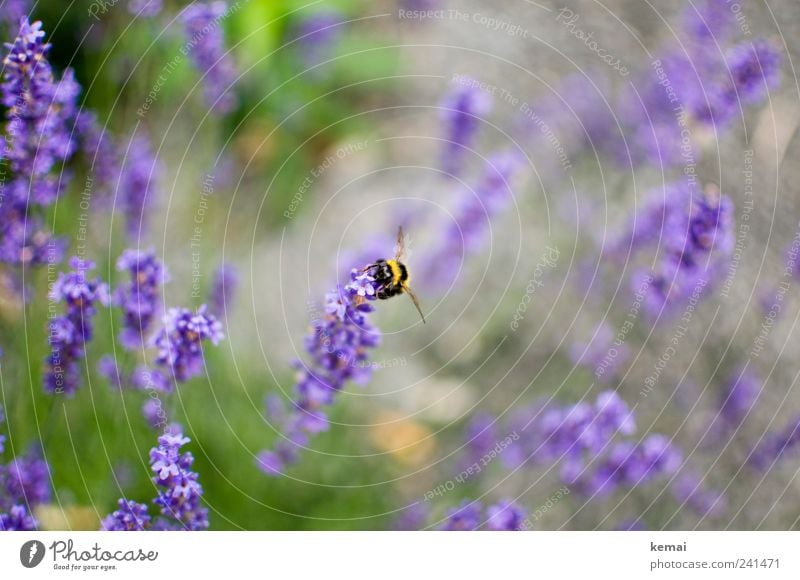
152 305 224 383
1 19 79 266
717 368 760 430
258 272 380 476
44 257 109 395
74 111 121 207
423 150 522 289
671 471 727 518
440 499 525 531
292 10 343 71
150 431 208 530
617 184 734 320
441 500 481 531
0 505 37 531
750 417 800 470
113 249 168 350
119 134 162 241
486 500 525 531
439 79 493 178
726 40 781 105
3 454 51 505
142 399 166 430
103 428 208 530
181 1 238 114
1 3 28 32
208 263 237 318
100 499 151 531
564 434 682 497
393 503 429 531
679 0 735 45
128 0 162 17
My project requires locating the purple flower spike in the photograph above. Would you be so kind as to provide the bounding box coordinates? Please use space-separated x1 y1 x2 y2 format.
103 428 208 530
208 264 238 317
1 19 79 266
128 0 162 18
114 249 168 350
439 78 493 178
258 278 380 476
44 257 109 396
181 1 238 114
152 305 224 382
119 134 162 241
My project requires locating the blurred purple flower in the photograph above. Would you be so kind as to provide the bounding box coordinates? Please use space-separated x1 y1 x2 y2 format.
441 500 482 531
74 111 121 207
45 257 110 396
679 0 735 44
393 503 429 531
486 500 526 531
114 249 168 350
142 399 166 430
258 271 380 476
208 263 238 317
717 368 760 431
439 78 493 178
152 305 224 383
726 39 781 105
671 471 727 518
292 10 343 71
128 0 162 18
564 434 682 497
423 150 522 289
0 505 37 530
750 417 800 471
617 184 734 321
181 1 238 114
119 133 162 241
101 499 151 531
0 1 29 30
3 453 51 506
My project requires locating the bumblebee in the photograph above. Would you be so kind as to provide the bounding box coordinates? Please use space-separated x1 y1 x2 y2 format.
361 226 426 323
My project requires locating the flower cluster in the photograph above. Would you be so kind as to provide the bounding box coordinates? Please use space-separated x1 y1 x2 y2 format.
0 408 52 531
613 183 734 320
181 1 238 114
102 428 208 530
439 78 493 178
441 499 525 531
152 305 224 383
113 249 168 350
45 257 110 396
0 19 79 266
562 434 682 497
257 272 380 475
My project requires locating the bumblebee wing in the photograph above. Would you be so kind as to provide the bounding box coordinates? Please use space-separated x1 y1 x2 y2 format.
395 226 406 262
404 286 426 324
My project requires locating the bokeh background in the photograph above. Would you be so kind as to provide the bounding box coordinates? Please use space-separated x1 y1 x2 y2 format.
1 0 799 530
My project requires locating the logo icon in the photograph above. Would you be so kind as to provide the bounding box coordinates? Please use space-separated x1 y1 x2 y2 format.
20 540 45 568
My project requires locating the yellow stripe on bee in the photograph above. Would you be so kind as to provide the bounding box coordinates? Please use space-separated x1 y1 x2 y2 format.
387 259 402 286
